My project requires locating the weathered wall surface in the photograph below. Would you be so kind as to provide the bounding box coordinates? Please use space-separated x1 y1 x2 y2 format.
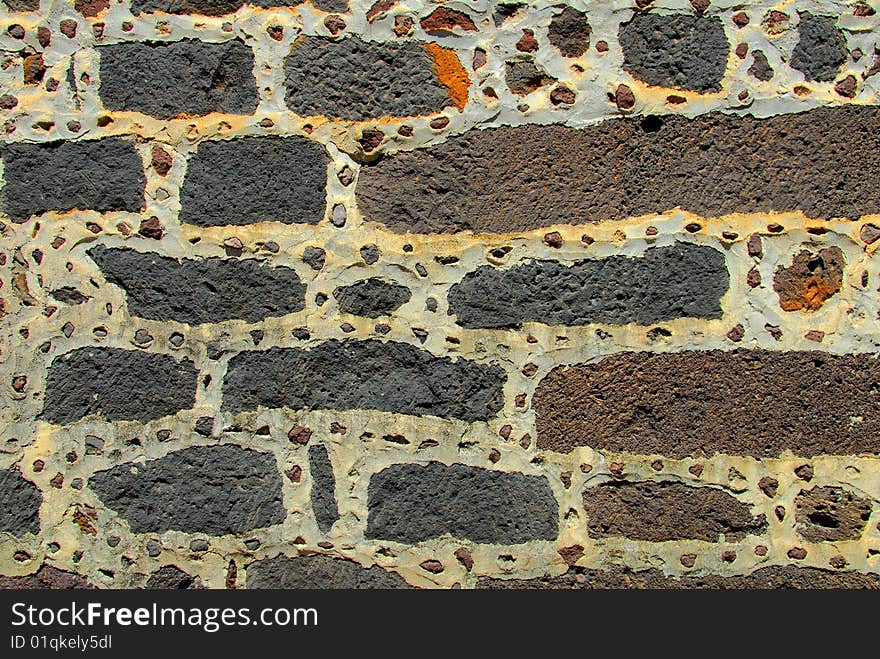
1 0 879 589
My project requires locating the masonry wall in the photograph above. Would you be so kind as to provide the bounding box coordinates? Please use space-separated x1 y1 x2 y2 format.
1 0 879 590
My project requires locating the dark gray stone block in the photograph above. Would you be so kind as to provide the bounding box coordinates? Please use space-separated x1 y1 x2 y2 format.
40 348 198 425
179 135 328 227
89 445 285 534
447 243 727 328
619 13 729 92
98 39 257 118
88 245 306 324
284 36 453 120
0 138 145 223
247 555 410 589
222 340 506 422
308 445 339 533
366 462 558 543
790 13 848 82
0 469 41 536
333 279 411 318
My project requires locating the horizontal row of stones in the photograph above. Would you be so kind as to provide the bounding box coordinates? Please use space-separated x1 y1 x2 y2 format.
2 445 876 546
25 344 880 460
1 6 877 122
4 106 880 229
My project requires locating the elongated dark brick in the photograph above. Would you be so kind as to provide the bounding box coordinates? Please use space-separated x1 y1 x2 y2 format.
145 565 201 589
179 136 328 227
247 555 410 589
131 0 345 13
477 566 880 589
0 565 96 589
357 106 880 232
0 468 41 536
98 40 257 119
308 445 339 533
447 243 727 328
41 347 198 425
582 481 767 542
795 486 872 542
1 138 145 223
366 462 558 543
533 350 880 458
284 36 463 120
334 278 412 318
618 13 729 92
88 245 306 324
223 340 506 422
89 445 285 534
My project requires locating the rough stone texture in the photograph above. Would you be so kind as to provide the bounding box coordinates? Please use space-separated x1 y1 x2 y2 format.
88 245 306 324
358 106 880 232
334 278 411 318
366 462 558 543
795 486 873 542
547 7 590 58
478 565 880 589
41 348 198 425
145 565 201 589
790 13 848 82
749 50 774 81
773 246 844 312
223 340 506 422
582 480 767 542
247 555 411 589
534 350 880 458
2 0 40 10
130 0 319 15
179 135 329 227
0 565 96 589
89 445 286 534
0 468 41 536
308 445 339 533
98 40 258 119
284 37 458 120
447 243 727 328
618 13 729 92
0 138 145 223
505 56 555 95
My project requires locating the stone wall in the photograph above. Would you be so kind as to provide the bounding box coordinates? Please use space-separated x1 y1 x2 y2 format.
1 0 879 589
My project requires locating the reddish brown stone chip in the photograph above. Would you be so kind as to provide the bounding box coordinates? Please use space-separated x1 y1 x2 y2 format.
795 486 873 542
773 246 844 312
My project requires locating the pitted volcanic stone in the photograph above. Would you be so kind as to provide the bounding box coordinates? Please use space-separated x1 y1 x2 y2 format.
0 468 41 536
179 135 328 226
791 13 848 82
0 566 96 589
89 445 285 535
308 445 339 533
284 36 455 120
358 106 880 232
88 245 306 324
478 565 880 589
222 340 506 422
334 278 412 318
533 350 880 458
145 565 201 589
366 462 558 543
40 347 198 425
2 0 40 9
247 555 410 589
618 13 729 92
582 481 767 542
447 243 727 328
98 39 258 118
547 6 590 57
795 486 873 542
0 138 145 222
773 246 844 312
130 0 344 15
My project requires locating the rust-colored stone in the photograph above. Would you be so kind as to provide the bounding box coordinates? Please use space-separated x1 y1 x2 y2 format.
773 246 844 312
420 8 477 33
795 486 873 542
